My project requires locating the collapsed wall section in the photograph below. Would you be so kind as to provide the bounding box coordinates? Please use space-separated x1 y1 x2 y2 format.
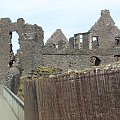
17 19 44 74
0 18 44 82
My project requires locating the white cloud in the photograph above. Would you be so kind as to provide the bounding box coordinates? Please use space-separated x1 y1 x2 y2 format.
1 0 120 42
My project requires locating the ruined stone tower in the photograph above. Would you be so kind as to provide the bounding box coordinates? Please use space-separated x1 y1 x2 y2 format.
89 9 120 49
46 29 68 50
1 9 120 83
69 10 120 50
0 18 44 82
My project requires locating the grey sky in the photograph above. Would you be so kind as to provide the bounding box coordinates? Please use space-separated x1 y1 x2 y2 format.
1 0 120 52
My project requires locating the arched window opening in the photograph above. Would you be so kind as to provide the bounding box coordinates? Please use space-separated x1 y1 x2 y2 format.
90 56 101 66
95 57 101 66
115 36 120 46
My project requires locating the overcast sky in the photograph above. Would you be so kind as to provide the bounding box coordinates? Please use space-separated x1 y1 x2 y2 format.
1 0 120 52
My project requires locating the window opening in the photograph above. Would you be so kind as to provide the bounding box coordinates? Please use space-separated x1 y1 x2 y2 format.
115 37 120 46
90 56 101 66
79 34 83 43
92 36 99 48
56 45 58 49
11 31 20 54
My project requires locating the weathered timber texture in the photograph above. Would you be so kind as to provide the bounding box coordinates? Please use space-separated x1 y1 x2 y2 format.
24 69 120 120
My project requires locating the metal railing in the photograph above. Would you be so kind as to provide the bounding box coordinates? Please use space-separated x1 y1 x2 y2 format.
3 85 24 120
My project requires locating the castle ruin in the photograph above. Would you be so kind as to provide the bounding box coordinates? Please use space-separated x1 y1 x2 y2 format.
0 9 120 83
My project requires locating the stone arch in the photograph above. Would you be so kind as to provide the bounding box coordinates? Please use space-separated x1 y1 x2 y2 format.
90 56 101 66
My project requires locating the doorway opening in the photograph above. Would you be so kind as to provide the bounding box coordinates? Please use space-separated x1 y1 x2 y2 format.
90 56 101 66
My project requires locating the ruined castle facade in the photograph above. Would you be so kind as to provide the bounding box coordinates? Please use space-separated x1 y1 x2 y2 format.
0 9 120 82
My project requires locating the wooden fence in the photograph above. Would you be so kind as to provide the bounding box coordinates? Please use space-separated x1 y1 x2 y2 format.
24 69 120 120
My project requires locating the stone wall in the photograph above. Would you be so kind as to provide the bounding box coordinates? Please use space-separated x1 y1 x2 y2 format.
69 10 120 50
43 53 115 72
45 29 68 50
0 18 12 82
43 54 91 72
90 9 120 49
17 21 44 74
0 18 44 82
0 9 120 84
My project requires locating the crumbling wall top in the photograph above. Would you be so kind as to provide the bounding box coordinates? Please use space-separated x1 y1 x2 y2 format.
90 9 116 31
0 18 11 23
101 9 110 16
17 18 25 25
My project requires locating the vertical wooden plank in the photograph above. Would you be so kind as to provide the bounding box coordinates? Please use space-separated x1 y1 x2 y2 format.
24 79 39 120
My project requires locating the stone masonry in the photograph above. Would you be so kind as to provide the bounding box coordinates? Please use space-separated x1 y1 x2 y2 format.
0 18 43 82
0 9 120 83
46 29 68 50
43 9 120 72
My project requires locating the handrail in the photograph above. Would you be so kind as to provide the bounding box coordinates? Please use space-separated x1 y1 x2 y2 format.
3 85 24 120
